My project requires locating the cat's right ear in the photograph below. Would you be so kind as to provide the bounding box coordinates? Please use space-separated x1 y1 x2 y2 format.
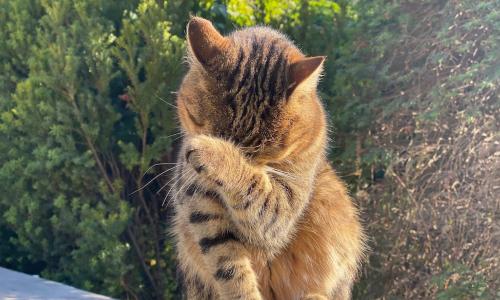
287 56 325 96
187 17 228 67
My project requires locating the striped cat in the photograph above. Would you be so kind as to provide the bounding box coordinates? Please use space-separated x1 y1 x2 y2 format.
172 17 365 300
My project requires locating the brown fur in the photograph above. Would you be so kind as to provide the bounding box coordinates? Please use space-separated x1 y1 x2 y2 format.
172 17 365 300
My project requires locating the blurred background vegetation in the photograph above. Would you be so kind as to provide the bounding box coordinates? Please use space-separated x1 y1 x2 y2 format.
0 0 498 299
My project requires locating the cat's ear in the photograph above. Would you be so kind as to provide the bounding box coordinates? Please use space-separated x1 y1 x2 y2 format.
287 56 326 96
187 17 229 66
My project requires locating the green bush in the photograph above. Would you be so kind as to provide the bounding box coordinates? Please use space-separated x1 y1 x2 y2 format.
0 0 182 298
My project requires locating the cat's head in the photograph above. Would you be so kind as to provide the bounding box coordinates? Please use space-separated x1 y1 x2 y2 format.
177 17 326 163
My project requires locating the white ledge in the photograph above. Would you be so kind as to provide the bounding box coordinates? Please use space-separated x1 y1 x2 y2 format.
0 267 114 300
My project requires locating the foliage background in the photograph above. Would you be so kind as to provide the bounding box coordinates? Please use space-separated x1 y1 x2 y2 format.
0 0 498 299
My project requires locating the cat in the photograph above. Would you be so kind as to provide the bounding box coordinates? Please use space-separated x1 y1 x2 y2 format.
172 17 365 300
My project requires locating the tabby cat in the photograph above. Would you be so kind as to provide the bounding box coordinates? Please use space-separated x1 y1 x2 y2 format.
172 17 365 300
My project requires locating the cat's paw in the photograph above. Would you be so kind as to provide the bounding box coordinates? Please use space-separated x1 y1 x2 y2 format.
184 135 247 189
185 147 206 174
184 135 224 183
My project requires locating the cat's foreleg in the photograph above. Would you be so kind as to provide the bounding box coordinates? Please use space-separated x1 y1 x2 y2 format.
184 135 314 256
177 167 262 300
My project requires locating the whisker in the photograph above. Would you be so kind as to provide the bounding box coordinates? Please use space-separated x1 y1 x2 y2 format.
159 166 193 197
158 132 184 140
170 133 186 143
155 93 178 109
156 169 186 195
167 173 196 208
142 162 180 175
170 171 196 206
138 162 180 183
130 165 177 196
159 174 185 207
162 171 190 207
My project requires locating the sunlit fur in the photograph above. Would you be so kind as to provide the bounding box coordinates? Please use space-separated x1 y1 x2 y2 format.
172 17 365 300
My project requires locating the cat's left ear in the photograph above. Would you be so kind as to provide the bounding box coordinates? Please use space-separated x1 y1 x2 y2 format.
187 17 229 67
287 56 326 96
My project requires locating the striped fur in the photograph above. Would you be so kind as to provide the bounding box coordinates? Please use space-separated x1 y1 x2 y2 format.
172 17 365 300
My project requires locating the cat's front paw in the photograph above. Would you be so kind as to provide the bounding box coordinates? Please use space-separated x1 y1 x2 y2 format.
185 147 206 174
184 135 225 184
184 135 248 190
